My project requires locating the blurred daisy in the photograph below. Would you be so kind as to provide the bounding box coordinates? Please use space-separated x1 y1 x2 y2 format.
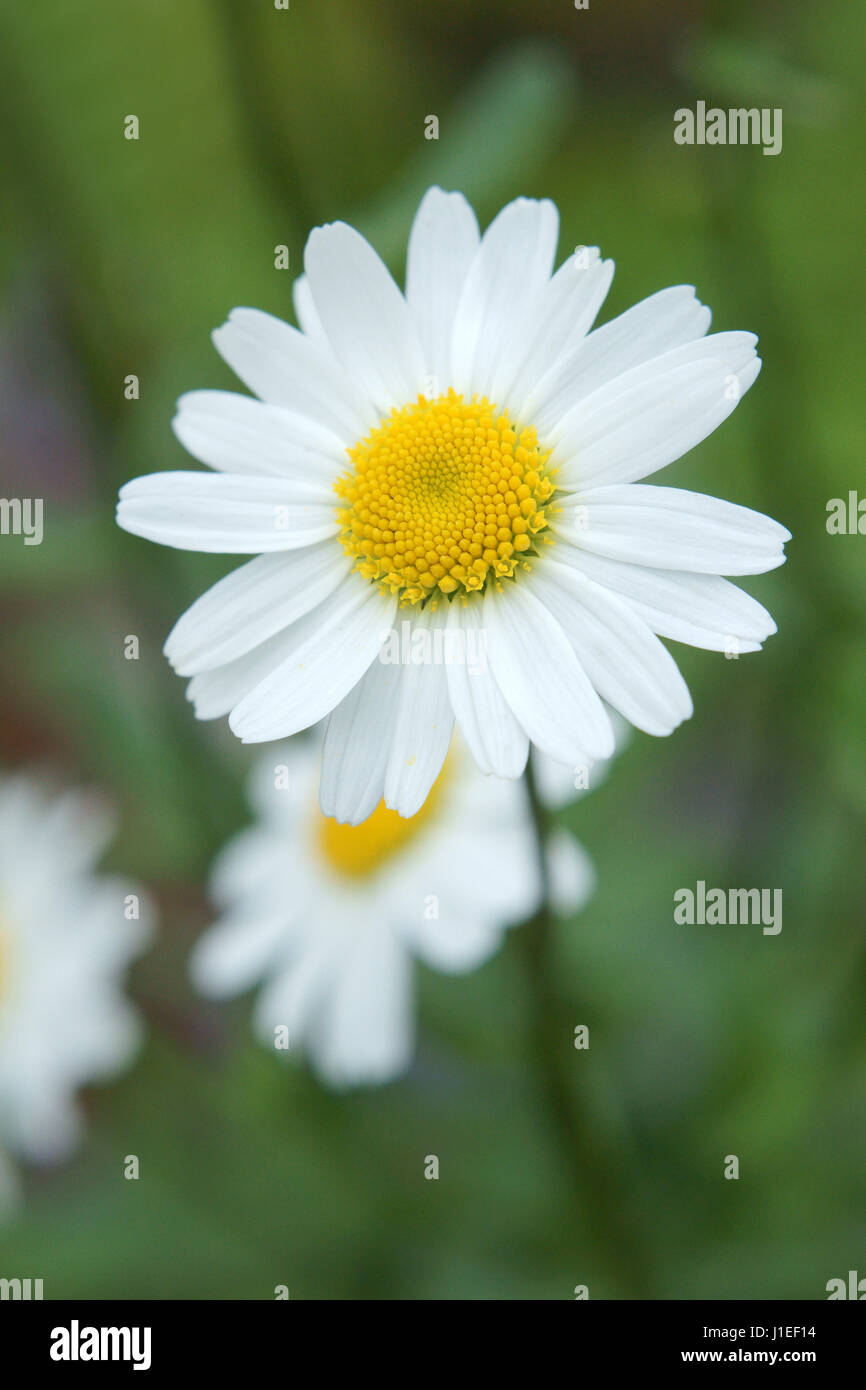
117 187 789 821
190 738 596 1088
0 774 151 1169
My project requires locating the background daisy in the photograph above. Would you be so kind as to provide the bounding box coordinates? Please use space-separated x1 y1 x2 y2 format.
190 737 596 1087
0 774 152 1167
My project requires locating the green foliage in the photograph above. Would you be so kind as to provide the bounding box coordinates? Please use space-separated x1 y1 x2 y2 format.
0 0 863 1300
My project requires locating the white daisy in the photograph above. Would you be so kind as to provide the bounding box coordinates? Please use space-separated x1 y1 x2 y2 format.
190 737 595 1088
0 775 151 1165
117 187 789 823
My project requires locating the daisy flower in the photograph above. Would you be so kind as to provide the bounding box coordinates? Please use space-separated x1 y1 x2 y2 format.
189 737 596 1088
117 187 789 822
0 774 151 1167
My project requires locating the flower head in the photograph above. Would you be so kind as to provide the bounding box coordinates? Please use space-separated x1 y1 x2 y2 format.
190 737 595 1088
117 188 789 822
0 775 152 1166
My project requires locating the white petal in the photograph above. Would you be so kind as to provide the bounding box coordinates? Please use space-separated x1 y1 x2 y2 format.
291 273 327 343
173 390 345 480
557 484 790 575
190 910 292 998
528 557 693 736
71 877 153 969
17 786 114 877
8 1092 82 1165
405 187 480 389
320 658 403 825
304 221 426 413
312 922 414 1084
530 285 712 435
483 581 614 764
556 546 777 651
384 607 455 818
187 591 385 723
552 345 760 491
117 472 337 553
253 938 335 1052
312 924 413 1087
527 729 633 811
186 630 301 720
444 600 528 777
208 824 297 908
229 580 397 741
247 738 318 823
529 750 588 809
164 544 351 676
547 828 597 916
451 196 559 399
405 907 502 974
503 251 614 419
413 818 540 932
212 307 374 438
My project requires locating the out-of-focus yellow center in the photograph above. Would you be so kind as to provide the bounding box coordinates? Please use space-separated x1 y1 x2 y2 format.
317 771 446 878
336 390 555 606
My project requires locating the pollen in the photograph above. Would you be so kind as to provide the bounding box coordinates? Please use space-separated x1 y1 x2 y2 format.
335 390 555 606
318 766 447 874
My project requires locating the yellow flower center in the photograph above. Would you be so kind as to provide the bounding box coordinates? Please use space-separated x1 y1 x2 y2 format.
317 768 446 877
336 390 555 606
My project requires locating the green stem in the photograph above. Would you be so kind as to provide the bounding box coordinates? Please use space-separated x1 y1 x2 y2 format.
520 755 651 1299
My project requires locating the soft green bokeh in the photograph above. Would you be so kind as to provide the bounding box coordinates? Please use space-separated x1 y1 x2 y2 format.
0 0 863 1299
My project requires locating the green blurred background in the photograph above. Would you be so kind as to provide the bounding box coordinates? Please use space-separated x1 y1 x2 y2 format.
0 0 864 1299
